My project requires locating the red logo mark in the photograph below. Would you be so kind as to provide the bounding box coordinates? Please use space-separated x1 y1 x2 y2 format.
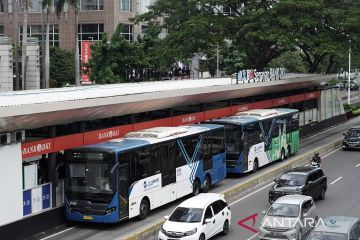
237 213 258 233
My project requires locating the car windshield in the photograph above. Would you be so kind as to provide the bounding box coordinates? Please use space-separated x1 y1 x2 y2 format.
169 207 203 223
277 173 306 186
345 129 360 139
267 203 299 217
308 231 347 240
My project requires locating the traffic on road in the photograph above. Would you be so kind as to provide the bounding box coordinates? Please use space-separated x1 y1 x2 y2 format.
29 115 360 240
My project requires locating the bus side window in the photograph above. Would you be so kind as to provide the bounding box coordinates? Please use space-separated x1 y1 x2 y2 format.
135 147 151 179
150 145 161 174
212 129 225 155
291 113 299 131
176 141 187 167
202 133 212 161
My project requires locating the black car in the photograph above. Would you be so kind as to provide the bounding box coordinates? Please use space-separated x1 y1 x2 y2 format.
269 166 327 204
343 126 360 150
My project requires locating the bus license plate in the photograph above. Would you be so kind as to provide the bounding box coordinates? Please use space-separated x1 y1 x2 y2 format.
83 215 93 220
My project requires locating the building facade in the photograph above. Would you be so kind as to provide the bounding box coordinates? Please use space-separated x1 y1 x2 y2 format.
0 0 155 50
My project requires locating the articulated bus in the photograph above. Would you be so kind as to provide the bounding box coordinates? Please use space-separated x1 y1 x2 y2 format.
209 108 300 174
64 124 227 223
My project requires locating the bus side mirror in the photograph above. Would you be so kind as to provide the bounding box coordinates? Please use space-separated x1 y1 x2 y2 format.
343 133 346 136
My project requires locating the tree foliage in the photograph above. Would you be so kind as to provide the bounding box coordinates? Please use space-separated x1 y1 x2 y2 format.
134 0 360 73
49 46 75 87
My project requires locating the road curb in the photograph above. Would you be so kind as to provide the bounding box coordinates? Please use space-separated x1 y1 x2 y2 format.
124 138 343 240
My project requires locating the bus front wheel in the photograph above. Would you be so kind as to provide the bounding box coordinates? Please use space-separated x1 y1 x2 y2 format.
253 159 258 173
138 198 150 220
203 175 211 193
193 179 200 196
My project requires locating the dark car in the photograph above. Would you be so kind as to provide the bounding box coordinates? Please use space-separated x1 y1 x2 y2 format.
343 126 360 150
269 166 327 204
345 81 359 91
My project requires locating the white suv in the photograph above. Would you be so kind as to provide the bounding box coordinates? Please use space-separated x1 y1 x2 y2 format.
158 193 231 240
259 195 318 240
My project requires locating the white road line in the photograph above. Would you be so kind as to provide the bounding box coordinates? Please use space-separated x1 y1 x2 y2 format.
322 148 341 159
39 226 78 240
330 177 343 185
356 163 360 168
246 233 259 240
229 182 274 207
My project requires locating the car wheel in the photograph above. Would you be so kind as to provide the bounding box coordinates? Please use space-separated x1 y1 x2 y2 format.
222 220 229 236
286 146 291 158
319 187 326 200
193 179 200 196
253 159 258 173
280 148 285 161
297 229 302 240
138 198 150 220
203 176 211 193
199 233 205 240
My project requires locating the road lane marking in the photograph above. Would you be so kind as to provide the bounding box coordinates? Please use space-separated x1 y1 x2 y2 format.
246 233 259 240
330 177 343 185
322 148 341 158
356 163 360 168
39 226 78 240
229 182 274 207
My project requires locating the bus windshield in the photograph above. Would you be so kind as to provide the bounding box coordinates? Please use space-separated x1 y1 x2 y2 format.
66 152 115 200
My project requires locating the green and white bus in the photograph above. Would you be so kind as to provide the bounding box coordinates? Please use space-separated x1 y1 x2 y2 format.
209 108 299 173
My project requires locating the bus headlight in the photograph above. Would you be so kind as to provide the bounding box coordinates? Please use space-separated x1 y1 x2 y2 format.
65 204 73 212
105 206 117 215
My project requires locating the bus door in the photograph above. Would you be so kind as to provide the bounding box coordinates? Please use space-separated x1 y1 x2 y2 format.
161 143 176 187
118 162 129 220
202 133 213 172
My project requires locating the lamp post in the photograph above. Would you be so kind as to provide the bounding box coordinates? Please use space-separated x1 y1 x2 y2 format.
348 38 351 105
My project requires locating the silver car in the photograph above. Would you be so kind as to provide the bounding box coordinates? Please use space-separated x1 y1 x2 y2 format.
259 195 318 240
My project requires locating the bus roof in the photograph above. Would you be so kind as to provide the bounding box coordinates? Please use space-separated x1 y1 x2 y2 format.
69 124 223 153
209 108 298 125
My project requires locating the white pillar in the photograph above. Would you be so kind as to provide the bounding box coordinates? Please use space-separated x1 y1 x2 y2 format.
25 38 41 90
0 37 13 92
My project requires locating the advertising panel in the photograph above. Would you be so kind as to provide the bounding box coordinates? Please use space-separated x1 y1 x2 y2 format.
81 41 92 85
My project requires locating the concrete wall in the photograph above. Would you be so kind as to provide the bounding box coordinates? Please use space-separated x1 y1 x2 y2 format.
0 37 13 91
319 88 345 122
0 144 23 227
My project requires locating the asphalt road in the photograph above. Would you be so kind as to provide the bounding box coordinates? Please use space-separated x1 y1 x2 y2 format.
214 147 360 240
29 116 360 240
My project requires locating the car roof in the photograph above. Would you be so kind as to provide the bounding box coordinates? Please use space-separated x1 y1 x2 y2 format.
286 166 319 175
179 193 224 209
312 216 359 234
274 195 312 205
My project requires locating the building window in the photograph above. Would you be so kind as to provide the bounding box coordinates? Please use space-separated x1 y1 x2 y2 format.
28 0 43 13
80 0 104 11
0 26 4 36
120 0 131 12
78 23 104 42
137 0 154 14
121 24 133 41
0 0 4 13
19 25 59 47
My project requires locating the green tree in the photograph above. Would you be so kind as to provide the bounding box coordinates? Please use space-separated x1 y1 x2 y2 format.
88 25 147 84
269 51 307 73
49 46 75 87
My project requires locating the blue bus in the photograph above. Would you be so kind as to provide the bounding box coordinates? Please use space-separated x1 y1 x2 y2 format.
64 124 227 223
208 108 300 174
